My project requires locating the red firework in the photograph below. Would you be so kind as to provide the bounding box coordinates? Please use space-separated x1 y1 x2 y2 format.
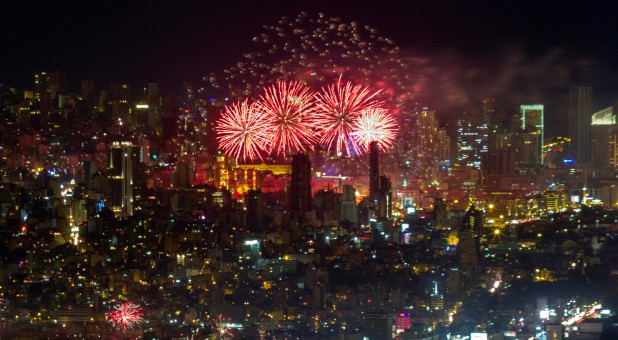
213 314 234 339
216 99 271 163
352 107 398 152
313 79 384 156
255 81 317 157
106 302 145 331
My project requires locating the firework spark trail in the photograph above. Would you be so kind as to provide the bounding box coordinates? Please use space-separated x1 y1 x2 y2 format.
351 107 398 152
313 79 384 156
213 314 233 339
205 12 408 99
106 302 145 331
255 81 318 157
216 99 271 162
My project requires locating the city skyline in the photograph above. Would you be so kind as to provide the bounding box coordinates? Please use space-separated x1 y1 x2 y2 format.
4 3 618 336
2 1 618 137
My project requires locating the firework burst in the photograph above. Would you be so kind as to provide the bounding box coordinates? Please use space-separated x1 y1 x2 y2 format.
216 99 271 163
106 302 145 331
313 79 384 156
352 107 398 152
255 81 317 157
212 314 234 339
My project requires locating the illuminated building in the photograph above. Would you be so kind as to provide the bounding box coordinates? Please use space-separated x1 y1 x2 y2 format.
609 127 618 170
591 106 616 173
456 116 489 169
521 104 544 164
107 141 144 216
291 153 312 219
395 106 437 182
341 184 358 226
436 127 451 162
569 86 593 162
417 107 438 180
514 128 541 167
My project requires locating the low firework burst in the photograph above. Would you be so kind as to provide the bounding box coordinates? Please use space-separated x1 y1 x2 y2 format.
212 314 234 339
106 302 145 331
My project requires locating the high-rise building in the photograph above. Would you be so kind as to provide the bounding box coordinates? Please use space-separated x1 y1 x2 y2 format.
376 176 392 219
147 82 160 107
416 108 438 180
369 141 380 207
341 185 357 226
245 189 264 231
482 98 495 125
514 128 541 167
107 141 144 216
521 104 544 164
456 117 489 169
569 86 593 162
368 142 392 219
609 126 618 170
458 205 483 288
436 127 451 162
591 106 616 173
363 313 393 340
34 71 67 101
291 153 312 218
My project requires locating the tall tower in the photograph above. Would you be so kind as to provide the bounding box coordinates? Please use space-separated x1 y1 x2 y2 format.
456 116 489 169
369 141 380 207
245 189 264 231
569 86 593 162
520 104 544 164
341 185 357 227
107 141 144 216
458 205 483 288
482 98 495 125
291 153 312 219
591 107 616 173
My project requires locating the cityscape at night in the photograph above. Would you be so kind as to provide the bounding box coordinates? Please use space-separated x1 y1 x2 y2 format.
3 1 618 339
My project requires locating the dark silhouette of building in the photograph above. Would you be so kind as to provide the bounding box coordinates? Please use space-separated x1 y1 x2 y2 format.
369 141 380 207
363 312 393 340
368 141 392 220
569 86 593 162
291 153 312 219
458 205 483 289
376 175 392 219
245 189 264 231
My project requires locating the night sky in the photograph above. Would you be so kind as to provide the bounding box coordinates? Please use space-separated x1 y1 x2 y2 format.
3 1 618 136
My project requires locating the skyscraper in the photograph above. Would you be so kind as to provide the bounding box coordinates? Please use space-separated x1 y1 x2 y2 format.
521 104 544 164
369 141 380 207
245 189 264 231
456 117 489 169
291 153 312 219
591 106 616 173
341 185 357 226
569 86 593 162
458 205 483 287
107 141 144 216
